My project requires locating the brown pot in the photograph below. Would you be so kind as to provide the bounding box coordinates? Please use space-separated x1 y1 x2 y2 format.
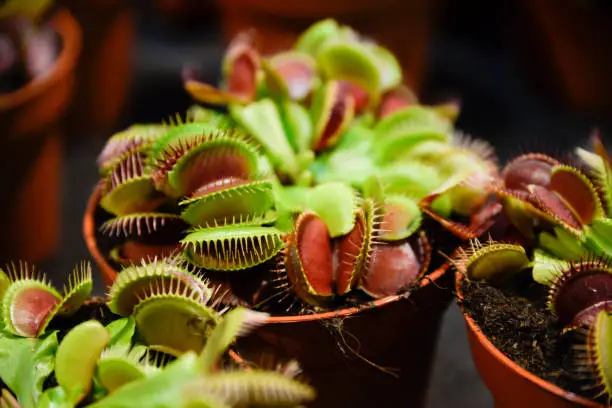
0 10 82 264
59 0 134 133
514 0 612 116
215 0 439 94
84 185 453 408
455 273 602 408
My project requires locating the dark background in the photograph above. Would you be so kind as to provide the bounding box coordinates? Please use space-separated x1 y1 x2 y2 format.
30 0 612 406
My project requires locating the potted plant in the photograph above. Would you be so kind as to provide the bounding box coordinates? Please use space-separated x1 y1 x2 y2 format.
0 258 316 407
0 1 81 264
84 19 500 407
455 134 612 407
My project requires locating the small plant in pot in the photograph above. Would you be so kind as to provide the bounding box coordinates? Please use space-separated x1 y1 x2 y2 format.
455 134 612 407
85 19 500 407
0 259 315 407
0 0 81 263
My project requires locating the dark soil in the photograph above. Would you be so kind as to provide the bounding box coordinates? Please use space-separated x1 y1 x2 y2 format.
460 274 602 403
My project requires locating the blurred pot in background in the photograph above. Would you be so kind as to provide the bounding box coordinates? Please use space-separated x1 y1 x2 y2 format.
59 0 134 134
155 0 218 24
0 10 81 263
215 0 440 93
515 0 612 117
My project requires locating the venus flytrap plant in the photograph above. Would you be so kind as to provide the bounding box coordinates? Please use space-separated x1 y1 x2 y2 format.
94 19 500 317
0 259 316 408
456 136 612 403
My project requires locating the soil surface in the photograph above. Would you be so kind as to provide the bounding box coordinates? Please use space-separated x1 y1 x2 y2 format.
460 275 602 402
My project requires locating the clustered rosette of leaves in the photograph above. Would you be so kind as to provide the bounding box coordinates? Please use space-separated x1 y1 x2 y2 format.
454 135 612 403
95 18 500 315
0 258 315 408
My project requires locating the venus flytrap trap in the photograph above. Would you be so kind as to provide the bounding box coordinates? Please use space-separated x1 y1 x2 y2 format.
0 259 316 408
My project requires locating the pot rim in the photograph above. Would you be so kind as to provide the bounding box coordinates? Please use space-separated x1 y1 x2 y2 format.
84 184 450 324
455 272 602 408
0 9 83 110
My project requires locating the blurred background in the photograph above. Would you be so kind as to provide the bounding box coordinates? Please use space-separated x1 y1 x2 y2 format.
1 0 611 406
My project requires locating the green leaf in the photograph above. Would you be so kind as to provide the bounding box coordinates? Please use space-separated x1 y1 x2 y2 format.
229 99 299 179
198 307 268 373
295 19 340 57
370 44 402 92
333 124 375 152
373 105 451 144
585 218 612 257
306 182 356 237
280 100 313 154
0 330 57 408
187 106 234 129
55 320 110 404
105 317 136 354
538 226 588 262
377 162 443 200
37 387 73 408
317 40 381 96
311 149 377 188
96 357 147 393
87 352 200 408
274 185 311 214
531 249 570 286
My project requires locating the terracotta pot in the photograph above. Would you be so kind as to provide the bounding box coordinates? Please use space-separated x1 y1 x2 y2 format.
215 0 439 93
84 185 453 408
455 273 602 408
0 10 82 264
514 0 612 116
59 0 134 133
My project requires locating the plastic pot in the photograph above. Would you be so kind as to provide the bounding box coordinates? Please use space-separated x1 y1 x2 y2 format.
59 0 134 133
84 184 453 408
0 9 82 264
215 0 439 93
455 273 602 408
